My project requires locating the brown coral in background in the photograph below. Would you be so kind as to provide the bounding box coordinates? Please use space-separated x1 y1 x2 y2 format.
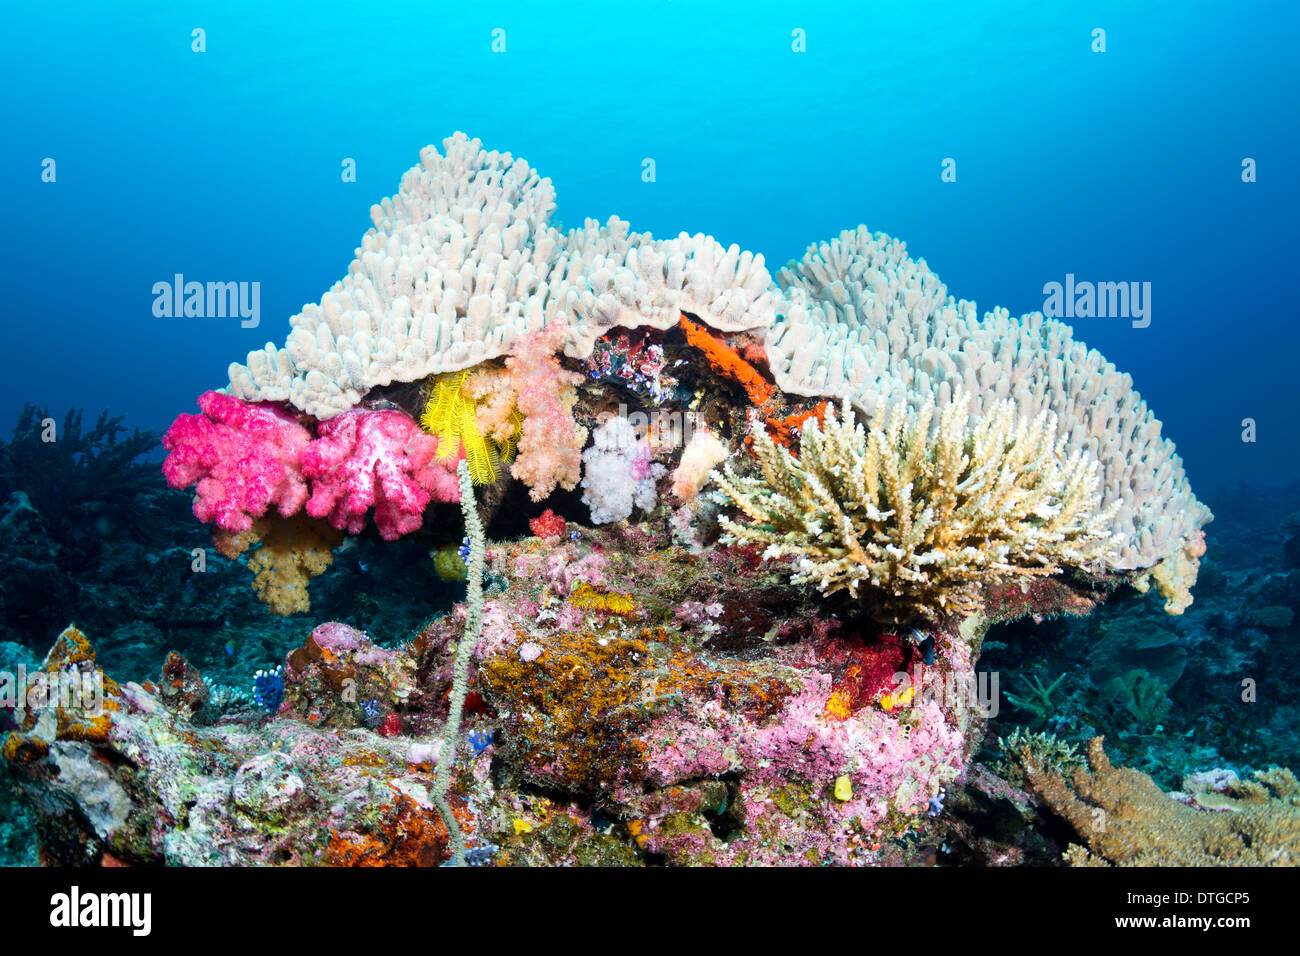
1015 736 1300 866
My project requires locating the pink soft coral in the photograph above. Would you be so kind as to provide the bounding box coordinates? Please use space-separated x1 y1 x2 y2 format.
506 318 587 501
162 391 311 534
302 408 461 540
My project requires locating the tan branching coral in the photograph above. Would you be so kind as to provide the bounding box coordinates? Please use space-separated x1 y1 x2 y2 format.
1016 737 1300 866
994 728 1084 790
711 393 1117 624
772 230 1213 574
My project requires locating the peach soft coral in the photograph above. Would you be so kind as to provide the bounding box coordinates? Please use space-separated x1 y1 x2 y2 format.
488 318 587 501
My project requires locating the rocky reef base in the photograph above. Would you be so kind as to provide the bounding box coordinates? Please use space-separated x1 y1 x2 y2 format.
2 520 1013 867
7 521 1297 867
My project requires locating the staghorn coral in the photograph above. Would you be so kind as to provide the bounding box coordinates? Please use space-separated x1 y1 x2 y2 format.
712 393 1117 625
245 514 343 616
1015 736 1300 866
770 228 1211 575
994 728 1084 790
1003 672 1070 728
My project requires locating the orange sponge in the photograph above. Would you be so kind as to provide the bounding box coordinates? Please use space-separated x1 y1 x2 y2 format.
678 313 775 406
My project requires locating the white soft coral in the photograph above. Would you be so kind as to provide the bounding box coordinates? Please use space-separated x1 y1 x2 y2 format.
581 416 664 524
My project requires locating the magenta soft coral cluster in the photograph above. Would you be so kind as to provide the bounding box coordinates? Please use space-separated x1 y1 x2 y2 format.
163 393 460 540
303 407 461 540
161 390 311 534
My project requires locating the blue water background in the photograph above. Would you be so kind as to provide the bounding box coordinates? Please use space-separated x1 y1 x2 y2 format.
3 0 1296 496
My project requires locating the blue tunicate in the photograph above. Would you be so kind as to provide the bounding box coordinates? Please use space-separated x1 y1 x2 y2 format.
251 666 284 714
468 729 494 756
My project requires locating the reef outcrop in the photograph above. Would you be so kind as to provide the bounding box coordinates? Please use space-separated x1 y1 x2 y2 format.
2 133 1229 867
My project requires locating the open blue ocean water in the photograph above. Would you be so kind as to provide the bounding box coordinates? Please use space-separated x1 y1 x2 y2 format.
3 0 1296 494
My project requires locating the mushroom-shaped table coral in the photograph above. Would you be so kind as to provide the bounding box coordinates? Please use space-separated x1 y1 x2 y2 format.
218 132 1210 601
302 407 461 540
161 390 311 534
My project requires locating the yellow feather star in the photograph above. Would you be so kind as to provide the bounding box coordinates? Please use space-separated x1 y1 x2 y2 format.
419 371 520 486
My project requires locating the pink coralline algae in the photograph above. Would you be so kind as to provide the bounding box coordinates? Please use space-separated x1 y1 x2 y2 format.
161 390 311 533
302 407 462 540
644 672 965 821
539 548 607 596
308 621 366 653
492 545 611 630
